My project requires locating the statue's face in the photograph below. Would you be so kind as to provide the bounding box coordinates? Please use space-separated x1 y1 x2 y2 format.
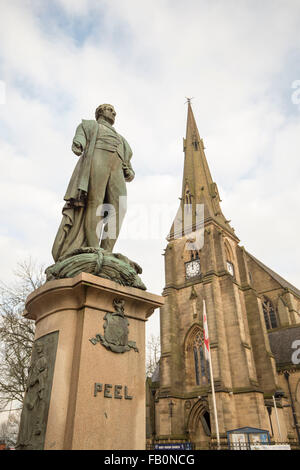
101 105 116 125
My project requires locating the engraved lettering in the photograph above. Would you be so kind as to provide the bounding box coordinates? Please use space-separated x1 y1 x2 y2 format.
93 382 134 400
114 385 122 399
104 384 113 398
124 386 133 400
94 383 103 396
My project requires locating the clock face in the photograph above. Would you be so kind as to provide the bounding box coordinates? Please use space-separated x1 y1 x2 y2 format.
185 260 201 279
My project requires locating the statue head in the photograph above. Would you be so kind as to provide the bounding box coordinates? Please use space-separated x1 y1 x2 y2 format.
95 104 116 125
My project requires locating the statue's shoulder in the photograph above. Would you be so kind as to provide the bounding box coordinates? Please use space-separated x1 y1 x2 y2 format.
81 119 98 131
78 120 98 140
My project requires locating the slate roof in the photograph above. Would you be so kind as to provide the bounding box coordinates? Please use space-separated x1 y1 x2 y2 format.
268 325 300 366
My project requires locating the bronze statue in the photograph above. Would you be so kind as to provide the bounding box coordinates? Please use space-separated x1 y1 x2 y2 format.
52 104 135 261
46 104 146 290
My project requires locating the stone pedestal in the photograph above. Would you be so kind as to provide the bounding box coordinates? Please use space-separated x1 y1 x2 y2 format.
20 273 163 450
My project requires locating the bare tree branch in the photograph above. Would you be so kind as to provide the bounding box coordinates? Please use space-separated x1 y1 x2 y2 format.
146 334 161 378
0 258 45 410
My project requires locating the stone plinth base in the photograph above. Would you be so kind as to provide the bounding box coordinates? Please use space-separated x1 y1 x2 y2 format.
21 273 163 450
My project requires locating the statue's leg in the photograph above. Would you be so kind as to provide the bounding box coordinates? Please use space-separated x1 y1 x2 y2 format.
85 149 110 247
100 154 127 252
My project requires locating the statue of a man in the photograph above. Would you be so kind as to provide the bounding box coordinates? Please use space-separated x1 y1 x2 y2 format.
16 341 48 449
52 104 134 261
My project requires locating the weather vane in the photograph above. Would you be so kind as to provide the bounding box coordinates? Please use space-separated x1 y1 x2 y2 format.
185 97 195 105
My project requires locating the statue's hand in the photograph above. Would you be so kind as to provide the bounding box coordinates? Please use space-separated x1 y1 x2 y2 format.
72 141 83 156
122 164 135 182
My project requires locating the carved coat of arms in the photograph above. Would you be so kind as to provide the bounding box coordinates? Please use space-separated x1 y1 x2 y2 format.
90 299 138 353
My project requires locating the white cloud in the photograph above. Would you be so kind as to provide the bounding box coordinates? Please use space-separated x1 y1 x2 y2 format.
0 0 300 341
54 0 93 15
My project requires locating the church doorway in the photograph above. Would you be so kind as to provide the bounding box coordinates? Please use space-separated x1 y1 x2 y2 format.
186 400 211 450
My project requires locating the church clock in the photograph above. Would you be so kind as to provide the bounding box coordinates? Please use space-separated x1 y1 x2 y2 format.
185 260 201 279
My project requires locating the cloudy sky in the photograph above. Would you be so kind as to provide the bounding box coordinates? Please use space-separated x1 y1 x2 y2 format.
0 0 300 340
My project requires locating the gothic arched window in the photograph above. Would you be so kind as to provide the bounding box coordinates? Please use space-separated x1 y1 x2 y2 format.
224 240 235 277
262 297 278 330
190 250 200 261
226 261 234 277
193 332 210 386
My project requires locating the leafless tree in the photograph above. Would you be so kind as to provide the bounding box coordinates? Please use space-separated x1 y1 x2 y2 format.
146 333 161 377
0 259 45 411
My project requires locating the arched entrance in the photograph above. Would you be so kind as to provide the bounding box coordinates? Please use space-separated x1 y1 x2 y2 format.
186 400 211 450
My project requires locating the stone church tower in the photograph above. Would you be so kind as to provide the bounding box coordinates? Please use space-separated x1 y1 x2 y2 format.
146 102 300 450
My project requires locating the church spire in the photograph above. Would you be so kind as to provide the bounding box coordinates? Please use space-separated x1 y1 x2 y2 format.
168 100 237 240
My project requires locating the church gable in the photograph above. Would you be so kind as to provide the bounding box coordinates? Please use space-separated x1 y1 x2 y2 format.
246 251 300 299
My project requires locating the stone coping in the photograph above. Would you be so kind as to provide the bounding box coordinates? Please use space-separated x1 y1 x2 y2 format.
24 272 164 322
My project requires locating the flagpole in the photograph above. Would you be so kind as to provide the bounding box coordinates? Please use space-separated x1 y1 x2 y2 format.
203 299 221 450
272 394 283 441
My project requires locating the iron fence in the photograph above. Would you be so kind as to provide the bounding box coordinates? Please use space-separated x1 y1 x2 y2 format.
218 441 299 451
147 440 300 450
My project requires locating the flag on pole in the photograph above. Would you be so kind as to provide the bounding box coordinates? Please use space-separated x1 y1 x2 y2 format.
203 302 210 360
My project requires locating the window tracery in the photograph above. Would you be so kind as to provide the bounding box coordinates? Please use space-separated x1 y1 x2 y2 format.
192 332 210 386
262 297 278 330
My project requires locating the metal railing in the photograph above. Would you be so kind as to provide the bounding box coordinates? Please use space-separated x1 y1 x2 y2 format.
219 441 298 451
147 440 300 451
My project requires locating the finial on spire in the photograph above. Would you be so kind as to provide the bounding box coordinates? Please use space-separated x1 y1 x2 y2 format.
185 97 194 105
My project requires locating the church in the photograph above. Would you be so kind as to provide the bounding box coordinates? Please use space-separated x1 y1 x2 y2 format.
146 102 300 450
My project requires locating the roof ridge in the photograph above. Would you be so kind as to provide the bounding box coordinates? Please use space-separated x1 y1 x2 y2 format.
246 250 300 298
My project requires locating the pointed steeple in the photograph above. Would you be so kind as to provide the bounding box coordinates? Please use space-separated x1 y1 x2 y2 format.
168 100 237 240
